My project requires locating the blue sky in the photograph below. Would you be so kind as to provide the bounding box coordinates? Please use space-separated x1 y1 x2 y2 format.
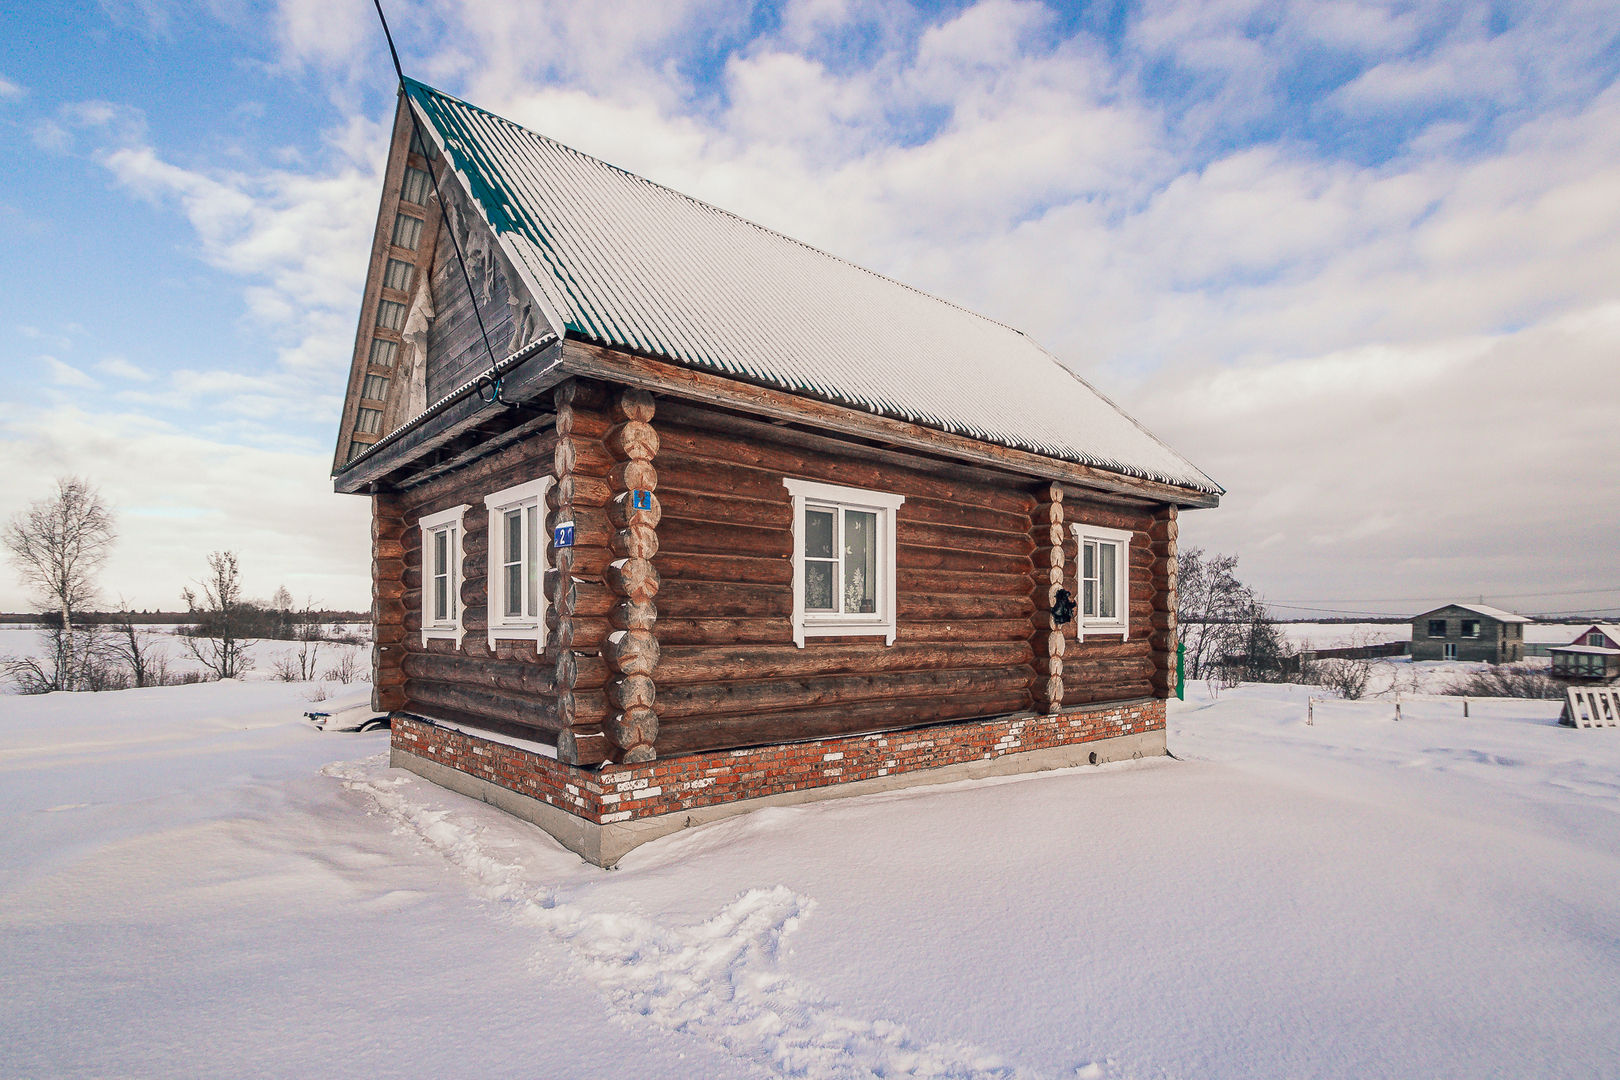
1 0 1618 617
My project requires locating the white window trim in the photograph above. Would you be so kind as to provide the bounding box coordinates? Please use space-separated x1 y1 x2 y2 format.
784 478 904 649
1070 524 1133 642
483 477 554 649
419 505 469 647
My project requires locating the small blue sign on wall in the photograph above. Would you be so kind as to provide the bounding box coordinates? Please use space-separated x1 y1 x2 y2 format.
631 489 653 510
553 522 575 548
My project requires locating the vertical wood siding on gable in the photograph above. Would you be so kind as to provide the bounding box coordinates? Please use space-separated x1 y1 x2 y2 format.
424 208 518 403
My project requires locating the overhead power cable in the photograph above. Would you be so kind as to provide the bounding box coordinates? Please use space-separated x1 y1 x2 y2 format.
371 0 510 406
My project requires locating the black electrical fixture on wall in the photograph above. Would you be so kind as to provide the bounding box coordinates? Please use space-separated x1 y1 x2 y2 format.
1052 588 1076 626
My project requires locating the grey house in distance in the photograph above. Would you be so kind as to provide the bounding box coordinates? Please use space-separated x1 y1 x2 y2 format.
1410 603 1529 663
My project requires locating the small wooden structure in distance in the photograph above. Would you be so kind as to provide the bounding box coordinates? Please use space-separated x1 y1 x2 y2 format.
331 82 1221 865
1409 604 1529 664
1550 624 1620 682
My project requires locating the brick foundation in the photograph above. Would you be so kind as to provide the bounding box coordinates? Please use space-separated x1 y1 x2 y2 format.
392 698 1165 828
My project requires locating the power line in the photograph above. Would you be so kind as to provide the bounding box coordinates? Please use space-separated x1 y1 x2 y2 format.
1271 585 1620 605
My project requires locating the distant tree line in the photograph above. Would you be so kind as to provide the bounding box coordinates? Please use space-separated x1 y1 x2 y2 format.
2 477 367 694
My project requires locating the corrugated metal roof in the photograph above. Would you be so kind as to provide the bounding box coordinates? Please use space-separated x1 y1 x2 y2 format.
404 80 1220 495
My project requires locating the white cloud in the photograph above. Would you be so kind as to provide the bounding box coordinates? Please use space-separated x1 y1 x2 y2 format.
0 73 22 100
0 405 371 612
96 356 153 381
43 357 96 388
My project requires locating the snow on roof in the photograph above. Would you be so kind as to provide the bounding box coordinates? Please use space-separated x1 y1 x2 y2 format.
403 80 1220 495
1419 603 1533 623
1550 644 1620 655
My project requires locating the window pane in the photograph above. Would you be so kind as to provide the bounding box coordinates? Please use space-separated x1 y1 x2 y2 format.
805 561 834 612
368 337 398 367
1097 542 1116 619
448 529 457 619
505 510 523 617
401 165 432 205
526 505 539 619
844 510 877 614
383 257 414 292
805 509 834 559
391 212 423 251
1082 541 1097 617
433 531 448 621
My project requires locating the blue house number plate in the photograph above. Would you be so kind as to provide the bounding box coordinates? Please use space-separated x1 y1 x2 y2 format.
553 522 575 548
631 489 653 510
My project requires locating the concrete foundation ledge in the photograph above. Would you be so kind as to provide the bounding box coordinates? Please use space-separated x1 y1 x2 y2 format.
391 727 1167 868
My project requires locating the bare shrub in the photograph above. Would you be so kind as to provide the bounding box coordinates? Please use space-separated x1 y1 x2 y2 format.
1445 663 1564 699
323 648 361 685
1300 656 1372 700
303 682 330 702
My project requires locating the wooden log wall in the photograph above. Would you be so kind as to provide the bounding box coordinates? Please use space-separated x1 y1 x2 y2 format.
1149 506 1177 698
1029 483 1066 713
651 402 1039 757
1059 493 1160 707
600 388 662 764
380 374 1181 767
393 424 572 747
546 380 616 766
372 491 408 713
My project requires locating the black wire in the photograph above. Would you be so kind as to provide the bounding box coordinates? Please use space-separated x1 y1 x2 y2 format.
371 0 506 396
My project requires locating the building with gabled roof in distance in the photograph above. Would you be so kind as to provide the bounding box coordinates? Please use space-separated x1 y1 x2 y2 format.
331 81 1221 865
1550 624 1620 683
1409 603 1530 664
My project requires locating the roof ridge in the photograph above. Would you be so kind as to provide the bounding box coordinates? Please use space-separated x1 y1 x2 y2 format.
403 79 1031 338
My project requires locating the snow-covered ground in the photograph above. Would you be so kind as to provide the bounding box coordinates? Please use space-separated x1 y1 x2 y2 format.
3 675 1617 1079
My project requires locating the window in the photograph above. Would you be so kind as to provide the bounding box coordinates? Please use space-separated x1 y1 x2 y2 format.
382 257 415 292
391 212 423 251
1460 620 1479 639
376 300 407 332
401 165 432 206
1428 620 1447 638
483 478 553 648
1443 643 1458 660
784 478 904 648
419 506 469 645
1589 632 1606 647
361 374 390 401
368 338 398 367
355 407 383 435
1070 524 1133 640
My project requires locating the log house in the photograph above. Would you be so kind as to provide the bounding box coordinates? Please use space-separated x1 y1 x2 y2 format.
333 81 1222 865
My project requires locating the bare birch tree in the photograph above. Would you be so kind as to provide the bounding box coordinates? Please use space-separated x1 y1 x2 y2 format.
2 477 116 691
182 551 254 679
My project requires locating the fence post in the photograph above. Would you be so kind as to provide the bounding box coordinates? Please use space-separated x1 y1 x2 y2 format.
1395 699 1402 722
1176 642 1185 702
1307 698 1314 725
1463 698 1469 718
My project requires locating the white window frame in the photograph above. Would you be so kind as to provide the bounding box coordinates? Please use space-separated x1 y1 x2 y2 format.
482 477 553 649
419 505 469 647
1070 524 1133 642
784 478 904 648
